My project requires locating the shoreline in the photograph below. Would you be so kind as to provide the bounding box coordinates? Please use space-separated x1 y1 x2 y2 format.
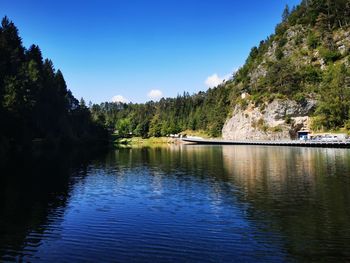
182 138 350 148
113 137 183 147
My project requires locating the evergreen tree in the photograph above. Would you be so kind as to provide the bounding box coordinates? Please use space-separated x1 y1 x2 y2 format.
0 16 108 154
282 5 290 22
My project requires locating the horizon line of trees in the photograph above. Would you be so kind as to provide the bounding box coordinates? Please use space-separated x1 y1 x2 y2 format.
90 86 233 138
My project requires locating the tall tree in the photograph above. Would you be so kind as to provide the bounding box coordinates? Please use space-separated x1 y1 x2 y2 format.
282 5 290 22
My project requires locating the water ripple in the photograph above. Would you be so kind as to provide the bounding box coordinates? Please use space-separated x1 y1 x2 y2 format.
1 146 350 262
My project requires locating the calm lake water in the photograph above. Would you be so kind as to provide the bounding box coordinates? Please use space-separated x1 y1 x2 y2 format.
1 145 350 262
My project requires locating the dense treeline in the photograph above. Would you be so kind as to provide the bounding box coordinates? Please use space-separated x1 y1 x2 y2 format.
289 0 350 29
0 17 108 155
4 0 348 145
91 84 232 138
91 0 350 137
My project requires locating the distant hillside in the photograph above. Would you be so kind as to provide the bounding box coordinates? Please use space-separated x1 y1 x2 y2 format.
232 1 349 125
93 0 350 139
221 0 350 139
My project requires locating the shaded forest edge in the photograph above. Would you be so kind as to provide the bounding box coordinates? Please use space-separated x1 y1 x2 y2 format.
90 0 350 139
0 17 109 158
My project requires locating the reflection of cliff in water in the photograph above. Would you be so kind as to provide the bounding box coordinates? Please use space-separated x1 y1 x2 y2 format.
221 146 350 261
0 150 105 262
7 146 349 261
112 145 350 261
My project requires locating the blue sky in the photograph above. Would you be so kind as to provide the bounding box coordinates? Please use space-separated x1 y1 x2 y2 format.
2 0 301 103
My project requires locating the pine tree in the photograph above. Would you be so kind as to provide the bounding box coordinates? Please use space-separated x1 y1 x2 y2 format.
282 5 290 22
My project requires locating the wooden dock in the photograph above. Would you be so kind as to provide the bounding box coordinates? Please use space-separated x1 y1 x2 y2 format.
182 138 350 148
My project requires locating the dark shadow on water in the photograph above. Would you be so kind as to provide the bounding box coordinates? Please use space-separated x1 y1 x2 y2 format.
1 145 350 262
0 147 108 261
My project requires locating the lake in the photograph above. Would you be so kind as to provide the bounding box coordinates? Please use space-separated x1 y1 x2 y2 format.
1 145 350 262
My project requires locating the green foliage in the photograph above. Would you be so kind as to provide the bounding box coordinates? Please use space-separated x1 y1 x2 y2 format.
92 86 232 138
231 0 350 132
34 0 350 140
148 115 162 137
282 5 290 22
237 98 248 109
115 118 131 137
270 125 283 132
275 23 288 36
275 48 284 60
3 0 350 147
307 32 320 49
293 93 306 104
319 46 342 64
314 64 350 130
264 58 302 95
300 65 322 84
294 34 303 45
251 118 269 132
96 0 349 136
285 115 292 125
278 36 288 48
344 120 350 130
0 17 108 152
310 115 327 131
290 0 350 29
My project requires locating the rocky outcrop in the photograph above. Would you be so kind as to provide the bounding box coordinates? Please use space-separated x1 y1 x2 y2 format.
247 25 350 88
222 99 316 140
335 30 350 55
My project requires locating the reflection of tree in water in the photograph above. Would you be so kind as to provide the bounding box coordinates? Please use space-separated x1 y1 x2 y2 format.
112 146 286 254
113 146 350 261
111 145 226 176
221 146 350 261
7 146 349 261
0 150 104 262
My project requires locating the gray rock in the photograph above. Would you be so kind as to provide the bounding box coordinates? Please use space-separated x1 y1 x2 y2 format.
222 99 316 140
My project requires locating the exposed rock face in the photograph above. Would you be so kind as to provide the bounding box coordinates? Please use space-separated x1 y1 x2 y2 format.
335 30 350 55
222 99 316 140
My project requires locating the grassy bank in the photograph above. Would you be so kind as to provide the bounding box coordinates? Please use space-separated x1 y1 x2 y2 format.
111 129 219 148
113 136 181 148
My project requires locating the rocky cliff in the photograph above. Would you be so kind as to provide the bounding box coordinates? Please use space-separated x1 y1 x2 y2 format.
221 1 350 139
222 99 316 140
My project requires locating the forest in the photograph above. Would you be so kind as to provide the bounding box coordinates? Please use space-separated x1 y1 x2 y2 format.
90 86 232 138
90 0 350 137
2 0 350 149
0 17 108 156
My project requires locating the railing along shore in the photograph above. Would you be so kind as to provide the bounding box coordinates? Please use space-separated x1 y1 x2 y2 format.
182 138 350 148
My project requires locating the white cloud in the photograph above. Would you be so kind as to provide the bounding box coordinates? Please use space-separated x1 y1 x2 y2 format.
111 95 129 103
205 73 232 88
148 89 163 100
